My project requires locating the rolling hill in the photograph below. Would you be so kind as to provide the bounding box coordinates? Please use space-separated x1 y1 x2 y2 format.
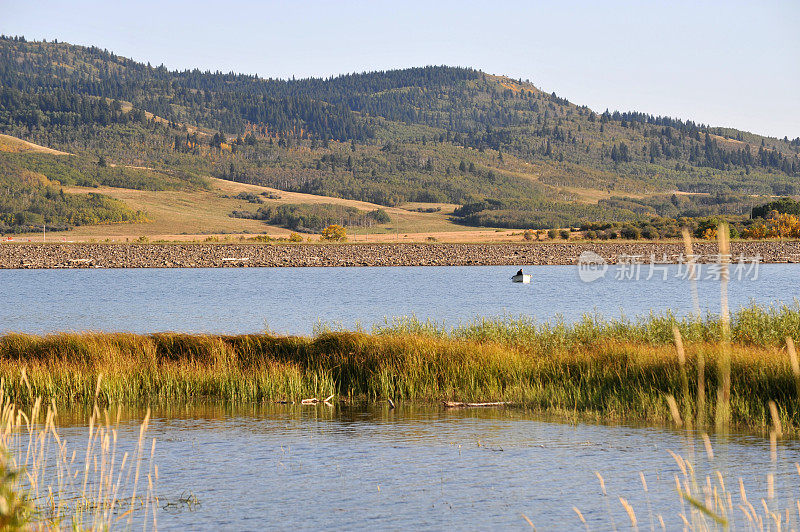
1 35 799 238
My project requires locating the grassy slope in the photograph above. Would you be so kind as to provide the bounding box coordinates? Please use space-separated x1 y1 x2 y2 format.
57 177 473 240
0 134 514 241
0 133 71 155
0 142 149 232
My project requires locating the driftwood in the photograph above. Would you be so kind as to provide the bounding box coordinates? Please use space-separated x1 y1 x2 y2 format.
443 401 509 408
301 395 334 405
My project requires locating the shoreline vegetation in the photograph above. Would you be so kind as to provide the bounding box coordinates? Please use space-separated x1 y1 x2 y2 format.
2 240 800 268
3 304 800 434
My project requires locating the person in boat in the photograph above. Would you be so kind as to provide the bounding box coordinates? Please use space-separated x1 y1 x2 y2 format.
516 268 523 276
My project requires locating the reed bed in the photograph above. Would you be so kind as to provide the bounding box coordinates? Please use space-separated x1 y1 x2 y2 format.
1 303 799 433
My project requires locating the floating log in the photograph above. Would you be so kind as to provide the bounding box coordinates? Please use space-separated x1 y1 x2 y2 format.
301 394 334 405
443 401 509 408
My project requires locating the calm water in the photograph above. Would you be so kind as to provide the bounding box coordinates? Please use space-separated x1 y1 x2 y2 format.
1 264 798 335
46 405 800 531
8 264 800 529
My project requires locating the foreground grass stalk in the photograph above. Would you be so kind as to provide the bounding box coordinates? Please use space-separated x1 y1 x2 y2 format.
673 327 692 430
716 224 732 431
0 392 157 529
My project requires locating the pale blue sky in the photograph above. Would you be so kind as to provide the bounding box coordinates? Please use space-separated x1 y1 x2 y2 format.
2 0 798 138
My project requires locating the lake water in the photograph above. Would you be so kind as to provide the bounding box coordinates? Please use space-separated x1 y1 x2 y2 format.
1 263 798 335
7 264 800 530
45 404 800 531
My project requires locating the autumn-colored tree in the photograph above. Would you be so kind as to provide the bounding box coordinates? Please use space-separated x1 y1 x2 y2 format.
767 210 800 238
742 210 800 239
320 224 347 242
741 222 770 239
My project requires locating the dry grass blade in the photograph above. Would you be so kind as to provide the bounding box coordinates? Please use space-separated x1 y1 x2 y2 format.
696 349 706 428
619 497 638 530
768 401 783 438
666 396 683 428
521 513 535 529
681 228 701 318
787 337 800 399
679 489 729 526
595 471 607 496
702 434 714 461
672 327 692 429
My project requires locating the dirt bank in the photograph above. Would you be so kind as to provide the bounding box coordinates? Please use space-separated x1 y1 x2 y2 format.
2 241 800 269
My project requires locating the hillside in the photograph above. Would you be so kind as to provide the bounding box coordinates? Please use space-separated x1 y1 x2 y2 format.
1 35 799 236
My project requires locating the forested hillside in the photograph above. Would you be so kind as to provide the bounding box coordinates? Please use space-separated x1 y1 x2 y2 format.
1 35 799 232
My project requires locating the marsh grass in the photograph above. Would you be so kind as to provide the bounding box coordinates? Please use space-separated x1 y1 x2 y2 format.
1 303 799 433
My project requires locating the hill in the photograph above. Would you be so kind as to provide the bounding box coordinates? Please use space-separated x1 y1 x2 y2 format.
1 35 799 237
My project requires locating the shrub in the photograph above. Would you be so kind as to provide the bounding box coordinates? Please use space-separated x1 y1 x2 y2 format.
320 224 347 242
523 229 536 241
620 226 641 239
288 232 303 242
584 230 598 240
559 229 570 240
641 225 659 239
368 209 391 224
547 229 559 239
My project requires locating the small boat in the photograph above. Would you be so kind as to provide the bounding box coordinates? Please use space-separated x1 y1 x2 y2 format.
511 269 531 283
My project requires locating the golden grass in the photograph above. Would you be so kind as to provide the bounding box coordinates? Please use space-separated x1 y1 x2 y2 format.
0 133 71 155
47 177 491 242
1 304 799 433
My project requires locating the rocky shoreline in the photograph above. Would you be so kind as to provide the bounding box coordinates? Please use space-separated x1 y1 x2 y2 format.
2 241 800 269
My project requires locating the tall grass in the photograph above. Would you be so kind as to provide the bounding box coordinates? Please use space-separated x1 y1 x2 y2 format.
575 336 800 531
1 303 800 432
0 385 157 529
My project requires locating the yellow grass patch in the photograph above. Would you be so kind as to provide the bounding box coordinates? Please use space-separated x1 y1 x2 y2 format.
0 133 71 155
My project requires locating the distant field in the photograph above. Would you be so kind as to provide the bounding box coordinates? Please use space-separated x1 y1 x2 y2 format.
45 177 514 242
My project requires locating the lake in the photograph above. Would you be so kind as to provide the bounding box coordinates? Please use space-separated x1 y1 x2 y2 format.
1 263 797 335
6 263 800 530
42 404 800 531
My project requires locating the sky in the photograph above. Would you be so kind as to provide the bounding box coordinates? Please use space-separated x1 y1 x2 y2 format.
2 0 798 138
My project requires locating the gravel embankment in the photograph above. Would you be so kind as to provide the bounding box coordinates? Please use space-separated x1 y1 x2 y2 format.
2 241 800 269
